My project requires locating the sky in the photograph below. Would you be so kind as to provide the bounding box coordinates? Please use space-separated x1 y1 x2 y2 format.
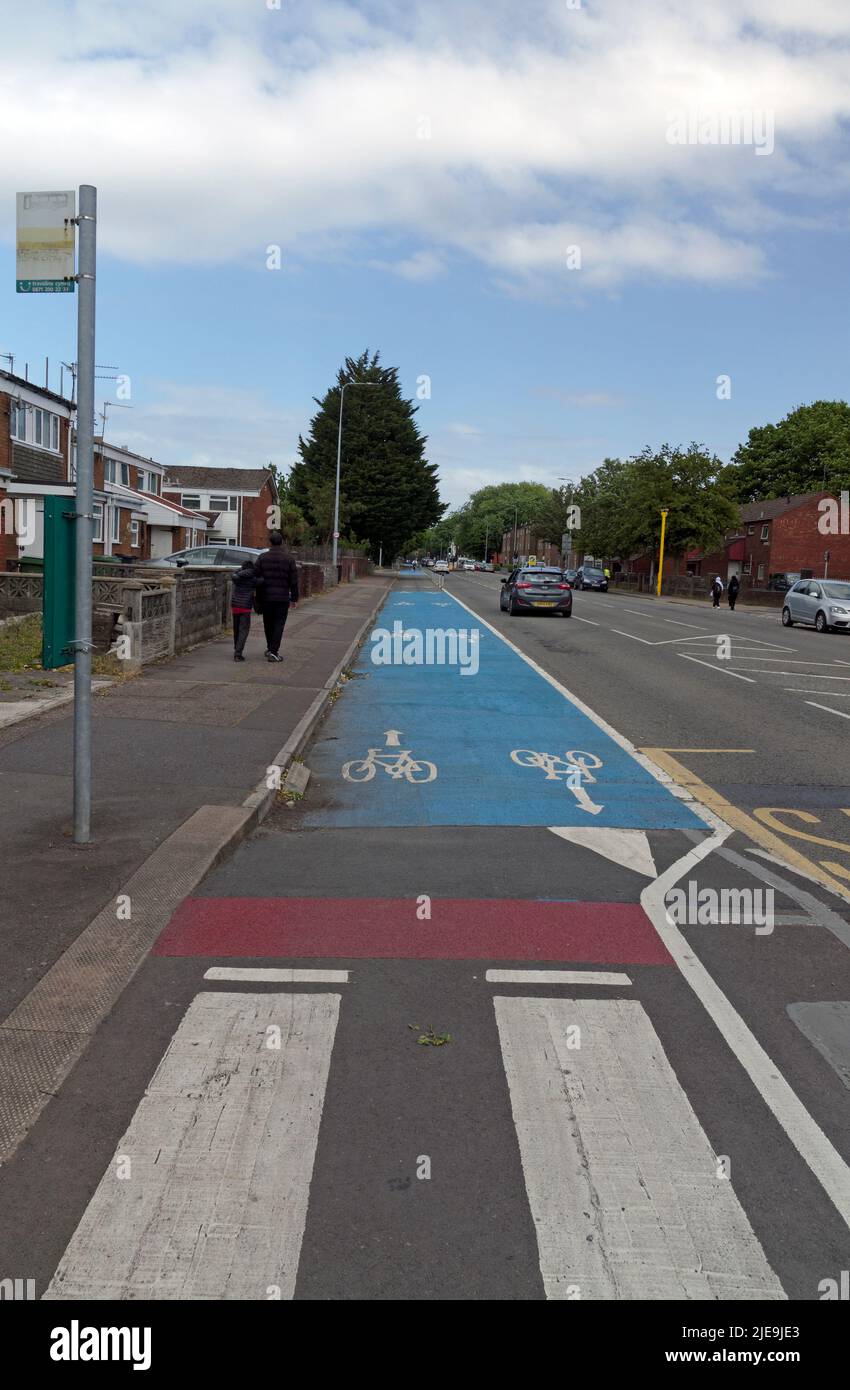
1 0 849 511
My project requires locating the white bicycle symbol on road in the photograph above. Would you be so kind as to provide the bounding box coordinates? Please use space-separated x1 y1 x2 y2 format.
510 748 604 814
342 748 438 783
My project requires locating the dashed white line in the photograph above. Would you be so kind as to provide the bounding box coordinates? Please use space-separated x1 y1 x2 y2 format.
806 702 850 720
610 628 654 645
486 969 632 986
571 614 599 626
678 654 756 682
204 967 349 984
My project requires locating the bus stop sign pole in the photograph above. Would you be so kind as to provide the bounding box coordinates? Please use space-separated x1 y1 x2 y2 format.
73 185 96 844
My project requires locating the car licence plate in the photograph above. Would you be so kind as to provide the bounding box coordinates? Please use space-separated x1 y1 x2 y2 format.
534 600 556 607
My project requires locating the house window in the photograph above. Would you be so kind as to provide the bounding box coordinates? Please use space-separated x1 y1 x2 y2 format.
747 525 755 535
131 520 140 548
51 415 60 451
111 507 121 543
148 474 160 495
92 503 103 543
760 524 769 541
104 459 116 483
743 558 752 574
10 401 27 440
182 494 201 510
119 462 130 486
209 495 237 511
33 408 45 446
757 564 765 580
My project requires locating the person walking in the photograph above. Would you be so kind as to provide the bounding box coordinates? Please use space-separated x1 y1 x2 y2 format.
229 558 261 661
727 573 740 611
253 530 299 662
711 575 724 608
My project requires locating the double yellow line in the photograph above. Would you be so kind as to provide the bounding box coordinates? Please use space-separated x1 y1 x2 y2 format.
643 748 850 903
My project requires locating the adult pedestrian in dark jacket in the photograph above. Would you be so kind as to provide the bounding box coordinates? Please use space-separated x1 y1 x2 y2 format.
230 559 262 661
727 573 740 611
253 531 299 661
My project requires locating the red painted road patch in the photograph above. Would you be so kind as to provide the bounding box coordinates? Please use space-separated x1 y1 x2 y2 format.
154 897 673 964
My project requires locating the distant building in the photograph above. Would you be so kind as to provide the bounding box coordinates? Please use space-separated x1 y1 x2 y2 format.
162 467 278 549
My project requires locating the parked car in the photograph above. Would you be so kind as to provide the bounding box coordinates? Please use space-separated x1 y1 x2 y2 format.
483 561 494 572
461 560 477 571
434 559 449 573
499 566 573 617
768 572 801 592
575 565 608 592
563 568 579 586
147 544 263 569
782 579 850 633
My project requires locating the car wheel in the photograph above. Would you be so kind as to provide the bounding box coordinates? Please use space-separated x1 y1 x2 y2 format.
815 610 830 633
508 597 519 616
562 610 572 617
781 607 793 626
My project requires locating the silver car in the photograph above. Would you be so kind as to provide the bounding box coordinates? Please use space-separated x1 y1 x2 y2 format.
782 579 850 633
147 544 263 569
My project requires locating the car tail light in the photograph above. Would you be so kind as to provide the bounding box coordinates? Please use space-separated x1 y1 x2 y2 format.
556 583 570 590
515 582 532 589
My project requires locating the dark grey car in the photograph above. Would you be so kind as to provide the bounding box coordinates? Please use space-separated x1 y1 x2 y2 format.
499 566 573 616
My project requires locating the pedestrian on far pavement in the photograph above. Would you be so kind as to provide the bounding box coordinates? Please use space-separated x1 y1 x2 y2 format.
727 573 740 611
711 575 724 608
253 530 299 662
229 559 262 661
604 566 611 580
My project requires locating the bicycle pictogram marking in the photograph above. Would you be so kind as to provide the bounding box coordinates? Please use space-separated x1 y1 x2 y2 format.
510 748 604 815
342 730 437 784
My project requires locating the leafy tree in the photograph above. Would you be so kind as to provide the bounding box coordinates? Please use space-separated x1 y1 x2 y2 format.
728 401 850 501
289 350 444 560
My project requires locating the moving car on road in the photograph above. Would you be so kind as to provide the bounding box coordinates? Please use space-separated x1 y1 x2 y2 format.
782 579 850 632
575 565 608 592
499 566 573 617
434 559 450 573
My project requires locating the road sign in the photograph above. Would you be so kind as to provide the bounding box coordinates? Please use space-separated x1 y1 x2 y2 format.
42 495 76 669
528 554 537 566
333 531 340 539
16 190 75 292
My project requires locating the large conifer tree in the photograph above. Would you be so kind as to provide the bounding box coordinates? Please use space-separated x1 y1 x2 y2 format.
289 351 443 559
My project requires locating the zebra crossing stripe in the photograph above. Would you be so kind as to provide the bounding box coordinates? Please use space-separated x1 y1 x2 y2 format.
44 992 340 1301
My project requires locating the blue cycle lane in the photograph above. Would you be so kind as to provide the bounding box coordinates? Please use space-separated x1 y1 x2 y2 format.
302 589 702 830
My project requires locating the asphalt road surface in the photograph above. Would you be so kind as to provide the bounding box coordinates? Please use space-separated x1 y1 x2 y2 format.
4 573 849 1303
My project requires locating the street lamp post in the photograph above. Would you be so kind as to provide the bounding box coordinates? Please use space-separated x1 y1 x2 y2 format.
657 509 669 597
333 380 377 567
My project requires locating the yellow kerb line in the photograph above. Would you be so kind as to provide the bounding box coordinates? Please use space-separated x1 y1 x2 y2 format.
642 747 850 904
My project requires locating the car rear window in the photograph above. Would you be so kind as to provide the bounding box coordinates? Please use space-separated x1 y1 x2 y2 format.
520 570 562 583
584 568 604 578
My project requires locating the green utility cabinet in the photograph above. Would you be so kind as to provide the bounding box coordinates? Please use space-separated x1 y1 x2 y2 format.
42 495 76 669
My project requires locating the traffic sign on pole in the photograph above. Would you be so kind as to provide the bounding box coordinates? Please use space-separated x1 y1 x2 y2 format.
16 191 76 292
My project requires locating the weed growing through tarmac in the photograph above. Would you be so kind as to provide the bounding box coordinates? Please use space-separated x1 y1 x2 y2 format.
409 1023 451 1047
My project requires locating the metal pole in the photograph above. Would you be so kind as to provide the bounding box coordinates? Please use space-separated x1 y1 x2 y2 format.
332 383 346 568
656 509 668 598
73 184 96 844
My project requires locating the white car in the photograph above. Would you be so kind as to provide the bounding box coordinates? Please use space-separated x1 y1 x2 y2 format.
434 559 449 573
461 561 476 571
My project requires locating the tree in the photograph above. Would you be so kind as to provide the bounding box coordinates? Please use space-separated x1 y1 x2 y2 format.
570 446 739 560
289 350 444 560
728 401 850 501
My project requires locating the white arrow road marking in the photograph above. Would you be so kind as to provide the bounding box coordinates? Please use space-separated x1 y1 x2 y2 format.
384 729 402 746
548 826 657 878
44 991 340 1300
495 996 785 1300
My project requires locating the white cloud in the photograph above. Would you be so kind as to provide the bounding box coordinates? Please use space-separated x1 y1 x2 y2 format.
112 381 301 471
1 0 849 293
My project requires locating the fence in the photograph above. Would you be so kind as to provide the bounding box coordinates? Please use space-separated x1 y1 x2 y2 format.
613 572 785 606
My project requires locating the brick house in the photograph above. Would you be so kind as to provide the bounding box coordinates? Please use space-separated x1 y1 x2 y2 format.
0 464 16 567
625 492 850 587
162 467 278 548
92 440 172 560
499 522 561 567
137 492 208 556
1 369 76 563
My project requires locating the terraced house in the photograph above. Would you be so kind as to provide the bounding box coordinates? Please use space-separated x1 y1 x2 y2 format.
162 465 278 549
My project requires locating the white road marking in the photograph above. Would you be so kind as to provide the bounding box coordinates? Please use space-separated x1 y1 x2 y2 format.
486 969 631 985
204 967 349 983
495 995 785 1300
664 618 705 629
806 701 850 720
642 833 850 1230
722 656 845 666
678 654 756 682
548 825 657 878
784 689 850 696
571 615 599 626
730 671 850 681
44 991 340 1300
611 628 654 644
623 608 658 618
